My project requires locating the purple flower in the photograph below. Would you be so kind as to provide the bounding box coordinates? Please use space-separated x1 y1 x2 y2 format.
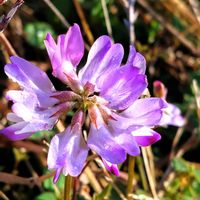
1 24 167 180
45 24 167 179
153 80 185 127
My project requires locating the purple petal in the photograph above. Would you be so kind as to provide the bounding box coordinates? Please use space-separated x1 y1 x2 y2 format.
79 36 124 87
44 33 57 58
102 159 120 176
6 90 38 109
47 125 88 178
114 133 140 156
121 98 168 126
131 127 161 146
45 24 84 67
6 90 58 109
16 119 57 134
5 56 55 93
126 46 146 74
53 168 62 183
0 122 33 140
45 24 84 84
7 113 23 123
100 65 147 110
160 103 185 127
61 24 84 67
87 124 126 164
11 101 61 121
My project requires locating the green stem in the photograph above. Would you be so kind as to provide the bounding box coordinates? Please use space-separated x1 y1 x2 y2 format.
126 156 135 200
64 175 73 200
136 156 149 191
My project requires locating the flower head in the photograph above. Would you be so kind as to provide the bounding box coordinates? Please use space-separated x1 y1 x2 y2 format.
45 24 167 179
1 24 167 180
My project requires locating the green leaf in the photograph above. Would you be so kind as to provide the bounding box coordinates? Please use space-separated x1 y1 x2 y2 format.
24 22 55 49
192 169 200 183
172 158 189 172
43 174 65 191
93 185 112 200
35 192 56 200
148 20 160 43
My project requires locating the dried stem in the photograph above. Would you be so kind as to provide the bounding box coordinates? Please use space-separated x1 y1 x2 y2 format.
141 147 158 200
189 0 200 24
192 79 200 123
84 166 102 193
64 175 73 200
72 177 78 200
101 0 113 40
137 0 200 55
126 156 135 200
113 183 127 200
0 191 9 200
136 156 149 191
42 0 70 28
73 0 94 46
0 0 24 32
129 0 136 44
119 0 200 55
0 32 17 56
146 146 156 184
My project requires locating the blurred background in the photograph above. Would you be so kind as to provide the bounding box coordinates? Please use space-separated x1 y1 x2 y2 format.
0 0 200 199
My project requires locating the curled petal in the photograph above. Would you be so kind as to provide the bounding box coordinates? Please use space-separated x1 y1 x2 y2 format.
0 122 32 140
131 127 161 146
102 159 120 176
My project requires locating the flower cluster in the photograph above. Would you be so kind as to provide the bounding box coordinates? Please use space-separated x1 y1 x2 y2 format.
1 24 171 182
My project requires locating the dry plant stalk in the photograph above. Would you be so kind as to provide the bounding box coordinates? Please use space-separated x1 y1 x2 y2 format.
73 0 94 46
0 0 24 32
192 79 200 122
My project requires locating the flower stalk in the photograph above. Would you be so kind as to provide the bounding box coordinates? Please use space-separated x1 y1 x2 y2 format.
126 155 135 200
64 175 73 200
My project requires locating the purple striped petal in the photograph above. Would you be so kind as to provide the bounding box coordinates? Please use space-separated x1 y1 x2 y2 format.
100 65 147 110
79 37 124 87
5 56 55 93
47 125 88 181
6 90 58 109
114 133 140 156
87 124 126 164
45 24 84 83
121 98 168 126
